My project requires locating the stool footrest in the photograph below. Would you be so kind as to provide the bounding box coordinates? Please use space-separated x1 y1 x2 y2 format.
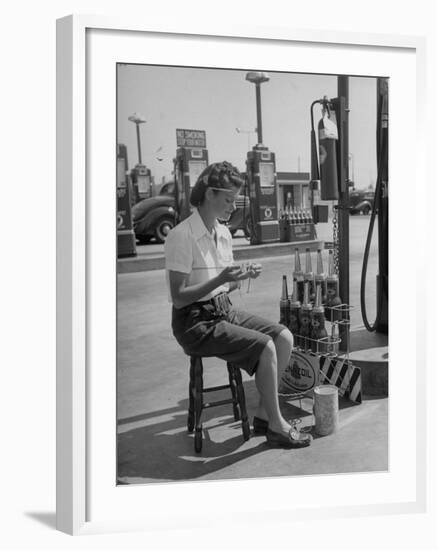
203 398 234 409
203 384 231 393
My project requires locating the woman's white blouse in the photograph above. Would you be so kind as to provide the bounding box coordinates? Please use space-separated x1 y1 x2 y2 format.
164 209 234 302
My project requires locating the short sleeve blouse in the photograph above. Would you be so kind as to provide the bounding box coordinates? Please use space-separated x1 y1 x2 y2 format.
164 209 234 302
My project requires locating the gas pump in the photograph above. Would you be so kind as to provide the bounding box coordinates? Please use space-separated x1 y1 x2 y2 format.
131 163 153 202
246 145 279 244
174 129 209 221
128 112 153 202
117 144 137 257
244 71 279 244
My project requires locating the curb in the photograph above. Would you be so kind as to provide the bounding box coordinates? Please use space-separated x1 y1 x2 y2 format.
117 239 325 273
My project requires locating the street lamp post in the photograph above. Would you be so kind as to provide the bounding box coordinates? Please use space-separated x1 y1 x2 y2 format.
245 72 270 145
128 112 146 165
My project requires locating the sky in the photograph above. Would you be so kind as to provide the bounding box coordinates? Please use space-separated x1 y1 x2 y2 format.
117 64 378 190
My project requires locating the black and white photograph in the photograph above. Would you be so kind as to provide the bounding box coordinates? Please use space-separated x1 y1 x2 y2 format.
2 0 434 543
115 64 389 484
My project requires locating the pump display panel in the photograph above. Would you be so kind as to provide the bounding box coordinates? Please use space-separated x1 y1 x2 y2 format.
259 162 275 187
136 165 151 194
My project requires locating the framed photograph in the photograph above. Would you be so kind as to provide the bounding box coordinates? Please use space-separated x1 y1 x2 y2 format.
57 15 427 535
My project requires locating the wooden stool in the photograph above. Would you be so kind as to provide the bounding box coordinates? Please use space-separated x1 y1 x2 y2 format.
187 356 251 453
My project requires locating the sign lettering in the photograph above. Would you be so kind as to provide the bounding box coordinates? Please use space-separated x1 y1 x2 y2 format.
279 351 318 393
176 129 207 148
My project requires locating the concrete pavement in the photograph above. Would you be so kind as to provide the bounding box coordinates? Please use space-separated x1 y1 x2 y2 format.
117 216 388 484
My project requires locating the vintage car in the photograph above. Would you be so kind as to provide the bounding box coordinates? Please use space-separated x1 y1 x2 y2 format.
132 182 177 244
132 182 251 244
349 189 374 215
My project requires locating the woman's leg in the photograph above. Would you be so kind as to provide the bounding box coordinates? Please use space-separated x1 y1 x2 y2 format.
255 328 293 422
274 328 294 378
254 339 292 436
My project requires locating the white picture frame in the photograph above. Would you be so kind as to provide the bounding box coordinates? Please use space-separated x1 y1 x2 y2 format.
56 14 427 535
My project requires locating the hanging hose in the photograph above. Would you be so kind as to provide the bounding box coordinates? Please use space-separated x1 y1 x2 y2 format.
360 181 382 331
360 81 388 332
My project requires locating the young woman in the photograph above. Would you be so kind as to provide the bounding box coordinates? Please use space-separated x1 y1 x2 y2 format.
164 161 311 448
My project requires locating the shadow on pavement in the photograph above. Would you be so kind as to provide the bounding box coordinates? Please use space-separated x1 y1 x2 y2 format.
117 379 366 483
117 397 270 482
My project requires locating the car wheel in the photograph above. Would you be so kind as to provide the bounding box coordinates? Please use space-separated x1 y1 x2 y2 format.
230 229 237 237
154 215 175 243
362 205 371 215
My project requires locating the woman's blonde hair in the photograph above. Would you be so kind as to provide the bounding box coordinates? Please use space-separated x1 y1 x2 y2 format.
190 161 244 207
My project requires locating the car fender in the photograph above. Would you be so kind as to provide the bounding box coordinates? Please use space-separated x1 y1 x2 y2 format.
355 200 373 211
227 208 244 232
143 205 176 229
132 196 175 221
133 197 176 236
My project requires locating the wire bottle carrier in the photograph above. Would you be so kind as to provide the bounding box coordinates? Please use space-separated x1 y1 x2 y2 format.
295 303 352 358
279 303 358 432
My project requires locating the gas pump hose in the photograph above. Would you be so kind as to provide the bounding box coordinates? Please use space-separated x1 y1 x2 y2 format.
360 137 386 332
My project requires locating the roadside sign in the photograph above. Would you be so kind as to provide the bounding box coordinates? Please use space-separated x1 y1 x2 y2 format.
176 129 206 148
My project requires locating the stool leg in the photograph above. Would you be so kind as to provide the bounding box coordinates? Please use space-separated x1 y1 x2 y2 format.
187 359 195 433
232 365 251 441
227 363 241 421
193 356 203 453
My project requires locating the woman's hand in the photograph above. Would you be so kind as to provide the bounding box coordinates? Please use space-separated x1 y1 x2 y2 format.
218 265 247 284
218 263 263 285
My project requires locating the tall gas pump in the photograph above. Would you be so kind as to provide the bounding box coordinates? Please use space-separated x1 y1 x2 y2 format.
128 112 153 202
117 144 137 257
245 72 279 244
246 146 279 243
174 129 209 222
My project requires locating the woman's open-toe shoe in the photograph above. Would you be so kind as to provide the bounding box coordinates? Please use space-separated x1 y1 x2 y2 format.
252 416 269 435
266 427 312 449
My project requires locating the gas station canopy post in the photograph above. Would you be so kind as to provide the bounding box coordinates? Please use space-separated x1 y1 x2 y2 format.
245 72 270 146
128 112 146 165
336 76 350 351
